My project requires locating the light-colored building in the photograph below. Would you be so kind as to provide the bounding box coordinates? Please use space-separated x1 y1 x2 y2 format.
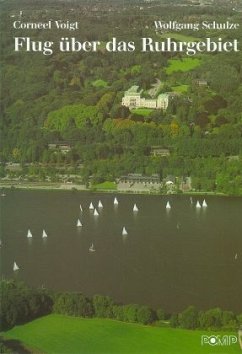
151 147 170 157
122 86 169 110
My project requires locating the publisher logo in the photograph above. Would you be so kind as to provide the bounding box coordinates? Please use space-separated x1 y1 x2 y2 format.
201 335 238 347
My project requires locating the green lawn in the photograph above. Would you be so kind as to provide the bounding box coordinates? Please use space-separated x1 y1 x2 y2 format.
92 79 108 88
3 315 241 354
171 84 189 93
131 108 154 116
93 181 117 190
166 58 201 75
160 32 199 42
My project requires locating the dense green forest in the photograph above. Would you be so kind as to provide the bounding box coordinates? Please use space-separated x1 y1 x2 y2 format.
1 0 242 194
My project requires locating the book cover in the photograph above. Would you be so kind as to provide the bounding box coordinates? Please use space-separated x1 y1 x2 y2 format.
0 0 242 353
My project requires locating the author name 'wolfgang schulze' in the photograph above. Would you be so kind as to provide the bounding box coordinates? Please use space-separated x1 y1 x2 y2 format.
154 20 240 31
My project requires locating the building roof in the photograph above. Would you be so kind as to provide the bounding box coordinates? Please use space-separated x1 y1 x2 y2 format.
157 93 169 99
124 85 142 97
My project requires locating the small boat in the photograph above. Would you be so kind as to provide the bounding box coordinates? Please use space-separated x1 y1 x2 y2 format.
235 253 238 260
166 201 171 209
42 229 48 238
80 204 83 211
27 229 32 238
89 202 94 210
1 192 6 197
93 209 99 216
98 200 103 208
114 197 118 205
196 201 201 208
89 243 95 252
202 199 207 208
122 227 128 236
133 203 139 212
13 262 19 271
76 219 82 227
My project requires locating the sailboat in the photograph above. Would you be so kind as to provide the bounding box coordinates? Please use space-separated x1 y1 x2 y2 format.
133 203 138 212
76 219 82 227
89 202 94 210
114 197 118 205
89 243 96 252
122 227 128 236
93 209 99 216
98 200 103 208
202 199 207 208
166 201 171 209
196 201 201 208
79 204 83 211
13 262 19 271
235 253 238 260
42 229 48 238
27 229 32 238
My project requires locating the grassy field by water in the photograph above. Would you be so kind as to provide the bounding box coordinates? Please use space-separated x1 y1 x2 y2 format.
3 315 241 354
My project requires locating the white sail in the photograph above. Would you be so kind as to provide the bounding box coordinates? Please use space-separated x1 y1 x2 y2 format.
76 219 82 227
89 243 95 252
42 229 48 238
93 209 99 216
89 202 94 210
166 201 171 209
114 197 118 205
27 229 32 238
196 201 201 208
79 204 83 211
98 200 103 208
235 253 238 260
133 203 139 212
13 262 19 271
122 227 128 236
202 199 207 208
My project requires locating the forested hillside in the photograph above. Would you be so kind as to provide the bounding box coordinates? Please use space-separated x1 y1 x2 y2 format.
1 0 242 194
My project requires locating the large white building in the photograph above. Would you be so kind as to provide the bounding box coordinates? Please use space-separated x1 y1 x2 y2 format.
122 86 169 110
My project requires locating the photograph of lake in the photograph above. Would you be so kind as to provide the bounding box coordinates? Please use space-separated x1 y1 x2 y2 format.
1 190 241 314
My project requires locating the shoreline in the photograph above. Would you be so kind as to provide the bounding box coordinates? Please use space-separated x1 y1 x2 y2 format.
0 181 237 197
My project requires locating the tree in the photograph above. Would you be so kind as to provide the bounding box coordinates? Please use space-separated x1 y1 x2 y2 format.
0 280 52 331
180 306 199 329
123 304 140 323
136 306 156 325
93 295 114 318
156 308 166 321
170 314 179 328
199 308 223 329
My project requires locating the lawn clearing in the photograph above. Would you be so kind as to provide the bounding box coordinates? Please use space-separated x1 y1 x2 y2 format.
93 181 117 190
160 32 199 42
92 79 108 88
3 315 241 354
171 84 189 93
166 58 201 75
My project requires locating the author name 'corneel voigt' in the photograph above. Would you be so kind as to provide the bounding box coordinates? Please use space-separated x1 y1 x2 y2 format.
13 20 78 31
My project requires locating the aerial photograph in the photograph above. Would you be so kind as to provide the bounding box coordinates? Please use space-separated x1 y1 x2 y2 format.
0 0 242 353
